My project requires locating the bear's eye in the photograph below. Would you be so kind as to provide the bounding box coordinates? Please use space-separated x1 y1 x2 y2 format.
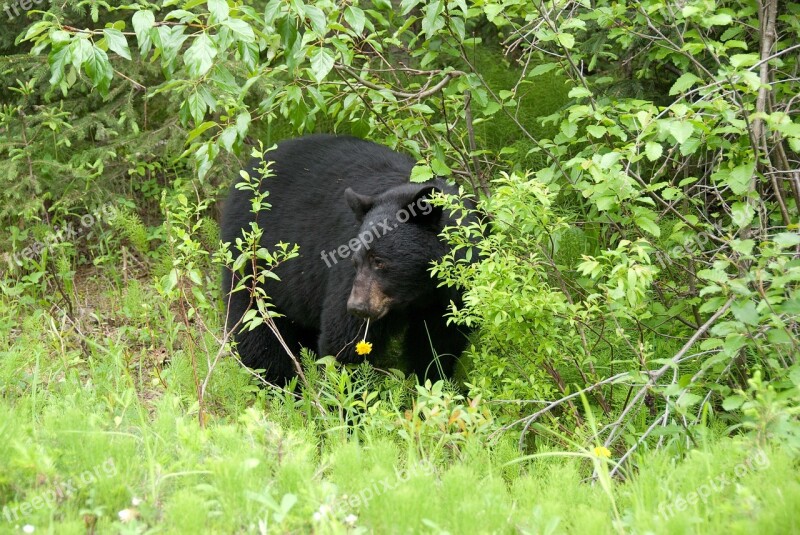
373 257 386 270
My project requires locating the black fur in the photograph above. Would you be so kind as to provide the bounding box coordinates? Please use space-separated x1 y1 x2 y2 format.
221 135 470 384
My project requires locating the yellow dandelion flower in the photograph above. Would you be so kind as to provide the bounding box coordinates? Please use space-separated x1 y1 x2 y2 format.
593 446 611 458
356 318 372 356
356 340 373 355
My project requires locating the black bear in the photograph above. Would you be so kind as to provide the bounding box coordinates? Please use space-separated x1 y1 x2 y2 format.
221 135 471 384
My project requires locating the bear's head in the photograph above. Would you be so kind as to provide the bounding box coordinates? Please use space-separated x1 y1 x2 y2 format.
343 182 449 321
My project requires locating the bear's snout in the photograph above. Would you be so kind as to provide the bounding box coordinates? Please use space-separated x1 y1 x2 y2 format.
346 299 373 319
347 275 391 321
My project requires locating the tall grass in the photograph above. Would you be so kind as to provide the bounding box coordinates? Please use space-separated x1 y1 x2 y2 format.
0 285 797 533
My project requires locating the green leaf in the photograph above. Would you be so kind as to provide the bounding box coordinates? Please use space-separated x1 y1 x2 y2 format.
410 163 434 183
644 142 663 161
669 72 701 95
23 20 51 42
264 0 282 24
722 333 747 355
431 158 450 176
698 269 730 286
722 395 745 411
156 25 188 66
568 86 591 99
344 6 366 34
729 239 755 255
730 54 758 68
185 33 217 77
50 30 71 45
165 9 199 23
727 162 754 195
83 46 113 96
560 120 577 139
586 125 606 138
132 10 155 55
577 259 601 278
529 63 557 77
599 151 621 168
303 4 327 35
634 212 661 237
69 39 93 70
162 268 180 294
556 33 575 49
187 121 217 142
185 91 207 124
730 202 754 228
208 0 230 22
102 29 131 60
400 0 422 15
677 392 702 409
682 5 701 17
48 46 70 86
774 232 800 249
409 103 434 114
310 47 334 82
483 101 501 116
219 126 237 152
422 0 444 38
668 120 694 144
790 366 800 386
731 300 759 326
223 19 255 42
236 111 251 138
483 4 502 22
705 13 732 26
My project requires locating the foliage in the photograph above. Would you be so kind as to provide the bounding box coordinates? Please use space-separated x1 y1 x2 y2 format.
0 0 799 530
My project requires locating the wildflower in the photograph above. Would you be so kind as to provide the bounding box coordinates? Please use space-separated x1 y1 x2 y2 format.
355 318 372 355
593 446 611 458
22 526 35 534
313 504 332 522
118 508 138 523
131 497 142 506
344 514 358 525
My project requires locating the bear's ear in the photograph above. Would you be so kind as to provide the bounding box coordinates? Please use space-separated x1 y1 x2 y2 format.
345 188 374 221
409 185 443 224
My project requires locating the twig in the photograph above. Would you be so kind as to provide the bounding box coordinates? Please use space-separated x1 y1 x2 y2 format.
486 371 632 447
602 296 735 449
336 64 465 100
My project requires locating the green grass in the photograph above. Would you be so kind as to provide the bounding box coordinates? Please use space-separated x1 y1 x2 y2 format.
0 277 798 534
471 46 571 172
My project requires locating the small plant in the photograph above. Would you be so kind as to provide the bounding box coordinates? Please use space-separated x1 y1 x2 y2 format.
726 369 800 453
397 380 493 461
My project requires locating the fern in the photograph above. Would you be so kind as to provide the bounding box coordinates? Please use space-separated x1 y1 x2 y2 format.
111 208 149 256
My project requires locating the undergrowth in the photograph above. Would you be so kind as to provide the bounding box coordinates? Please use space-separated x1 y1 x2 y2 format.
1 278 798 533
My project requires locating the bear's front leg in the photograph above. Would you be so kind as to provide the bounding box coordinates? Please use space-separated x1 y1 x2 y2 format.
318 300 376 363
317 272 384 362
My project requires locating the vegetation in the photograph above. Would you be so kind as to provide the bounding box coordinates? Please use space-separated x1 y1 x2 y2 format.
1 0 799 532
